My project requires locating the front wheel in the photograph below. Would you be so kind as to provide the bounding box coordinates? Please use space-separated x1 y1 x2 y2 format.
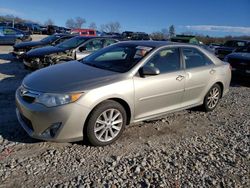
203 84 221 112
86 100 127 146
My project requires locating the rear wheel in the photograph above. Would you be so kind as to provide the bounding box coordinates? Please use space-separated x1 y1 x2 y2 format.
203 84 221 112
86 100 126 146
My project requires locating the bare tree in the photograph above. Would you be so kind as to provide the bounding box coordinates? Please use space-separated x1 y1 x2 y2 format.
44 19 54 26
75 17 86 28
100 22 121 33
89 22 97 30
65 18 76 29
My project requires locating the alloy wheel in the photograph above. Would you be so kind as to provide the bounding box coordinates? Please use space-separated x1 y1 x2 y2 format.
207 87 220 109
94 109 123 142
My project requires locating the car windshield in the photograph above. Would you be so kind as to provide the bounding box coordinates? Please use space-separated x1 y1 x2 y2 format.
41 35 58 43
82 44 154 73
56 36 87 49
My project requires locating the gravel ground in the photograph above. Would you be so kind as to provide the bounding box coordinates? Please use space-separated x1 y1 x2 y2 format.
0 36 249 187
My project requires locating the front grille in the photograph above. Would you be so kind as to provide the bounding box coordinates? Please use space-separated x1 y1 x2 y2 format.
20 113 33 131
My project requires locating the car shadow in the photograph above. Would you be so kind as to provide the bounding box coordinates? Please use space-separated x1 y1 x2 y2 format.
0 52 38 144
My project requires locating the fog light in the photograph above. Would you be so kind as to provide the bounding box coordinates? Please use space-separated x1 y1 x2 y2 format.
50 123 62 137
41 122 62 138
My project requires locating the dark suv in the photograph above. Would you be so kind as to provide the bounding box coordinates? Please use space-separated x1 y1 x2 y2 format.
121 31 150 41
215 40 250 59
224 44 250 77
0 26 31 45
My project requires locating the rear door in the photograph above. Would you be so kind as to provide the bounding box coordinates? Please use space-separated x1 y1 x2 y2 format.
181 47 216 107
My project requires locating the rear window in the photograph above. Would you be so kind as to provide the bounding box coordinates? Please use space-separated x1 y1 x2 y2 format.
182 47 214 69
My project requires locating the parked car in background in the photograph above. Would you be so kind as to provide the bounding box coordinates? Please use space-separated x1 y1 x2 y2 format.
0 26 31 45
23 22 43 34
215 40 250 60
40 25 48 34
70 29 96 36
224 44 250 77
47 25 60 35
131 32 150 40
121 31 150 41
16 41 231 146
13 34 74 58
121 31 134 40
22 36 118 69
208 43 222 53
170 35 200 44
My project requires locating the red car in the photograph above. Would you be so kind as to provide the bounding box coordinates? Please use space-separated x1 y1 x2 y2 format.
70 29 96 36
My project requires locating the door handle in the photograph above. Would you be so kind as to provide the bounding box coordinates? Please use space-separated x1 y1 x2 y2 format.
176 75 185 81
210 69 216 74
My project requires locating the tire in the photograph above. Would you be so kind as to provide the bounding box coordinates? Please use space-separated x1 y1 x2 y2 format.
86 100 127 146
203 84 221 112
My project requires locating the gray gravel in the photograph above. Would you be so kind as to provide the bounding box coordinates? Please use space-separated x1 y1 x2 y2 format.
0 38 249 187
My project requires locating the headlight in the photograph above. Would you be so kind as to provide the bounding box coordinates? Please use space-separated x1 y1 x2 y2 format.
35 93 82 107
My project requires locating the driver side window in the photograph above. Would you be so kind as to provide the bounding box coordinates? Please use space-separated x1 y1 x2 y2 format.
144 48 181 74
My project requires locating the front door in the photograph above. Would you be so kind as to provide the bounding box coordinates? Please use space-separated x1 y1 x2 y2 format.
133 47 185 120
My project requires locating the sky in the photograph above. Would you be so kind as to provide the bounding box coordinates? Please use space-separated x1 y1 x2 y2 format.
0 0 250 37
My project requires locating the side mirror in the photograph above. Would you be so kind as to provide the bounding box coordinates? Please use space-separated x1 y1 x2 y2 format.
79 46 86 52
139 66 160 77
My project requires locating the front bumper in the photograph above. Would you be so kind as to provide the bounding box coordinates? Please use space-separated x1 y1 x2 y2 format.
15 89 91 142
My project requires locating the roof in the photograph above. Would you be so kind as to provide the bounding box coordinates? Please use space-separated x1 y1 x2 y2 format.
119 40 173 48
171 35 197 40
118 40 208 50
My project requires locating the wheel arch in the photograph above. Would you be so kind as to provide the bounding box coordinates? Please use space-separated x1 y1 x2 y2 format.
84 98 132 131
214 81 224 98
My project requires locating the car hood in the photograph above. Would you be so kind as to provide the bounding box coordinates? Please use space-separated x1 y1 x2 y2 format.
14 41 45 49
25 46 66 58
227 52 250 60
23 61 122 93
